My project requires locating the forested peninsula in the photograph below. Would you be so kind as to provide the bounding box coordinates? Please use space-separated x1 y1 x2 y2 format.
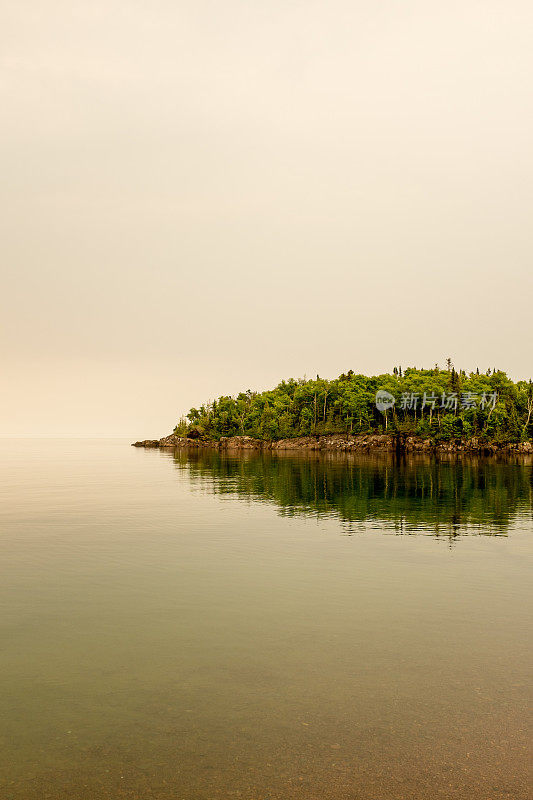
133 366 533 454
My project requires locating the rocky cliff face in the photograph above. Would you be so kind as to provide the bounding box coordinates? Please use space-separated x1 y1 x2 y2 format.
132 433 533 455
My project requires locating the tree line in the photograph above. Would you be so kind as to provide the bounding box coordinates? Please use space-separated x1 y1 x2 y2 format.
174 364 533 444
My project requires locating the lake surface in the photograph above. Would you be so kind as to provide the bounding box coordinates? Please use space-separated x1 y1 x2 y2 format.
0 439 531 799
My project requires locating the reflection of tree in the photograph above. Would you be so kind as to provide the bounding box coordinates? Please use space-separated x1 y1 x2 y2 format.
170 450 533 536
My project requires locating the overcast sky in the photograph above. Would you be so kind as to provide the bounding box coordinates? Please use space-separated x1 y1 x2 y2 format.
2 1 532 436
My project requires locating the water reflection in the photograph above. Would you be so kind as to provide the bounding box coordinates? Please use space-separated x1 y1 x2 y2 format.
170 449 533 537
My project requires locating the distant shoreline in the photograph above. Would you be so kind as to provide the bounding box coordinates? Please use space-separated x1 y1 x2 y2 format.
132 433 533 456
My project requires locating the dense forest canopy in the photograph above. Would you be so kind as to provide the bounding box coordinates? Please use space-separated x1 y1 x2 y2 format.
174 365 533 444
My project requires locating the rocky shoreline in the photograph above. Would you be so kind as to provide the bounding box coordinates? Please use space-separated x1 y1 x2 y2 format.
132 433 533 455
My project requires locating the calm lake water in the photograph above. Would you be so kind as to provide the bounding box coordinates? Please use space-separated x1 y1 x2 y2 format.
0 439 531 799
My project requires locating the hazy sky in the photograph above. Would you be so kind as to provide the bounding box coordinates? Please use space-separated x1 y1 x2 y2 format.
2 1 532 436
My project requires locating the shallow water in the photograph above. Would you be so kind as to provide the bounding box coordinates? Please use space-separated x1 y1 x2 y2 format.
0 439 531 799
